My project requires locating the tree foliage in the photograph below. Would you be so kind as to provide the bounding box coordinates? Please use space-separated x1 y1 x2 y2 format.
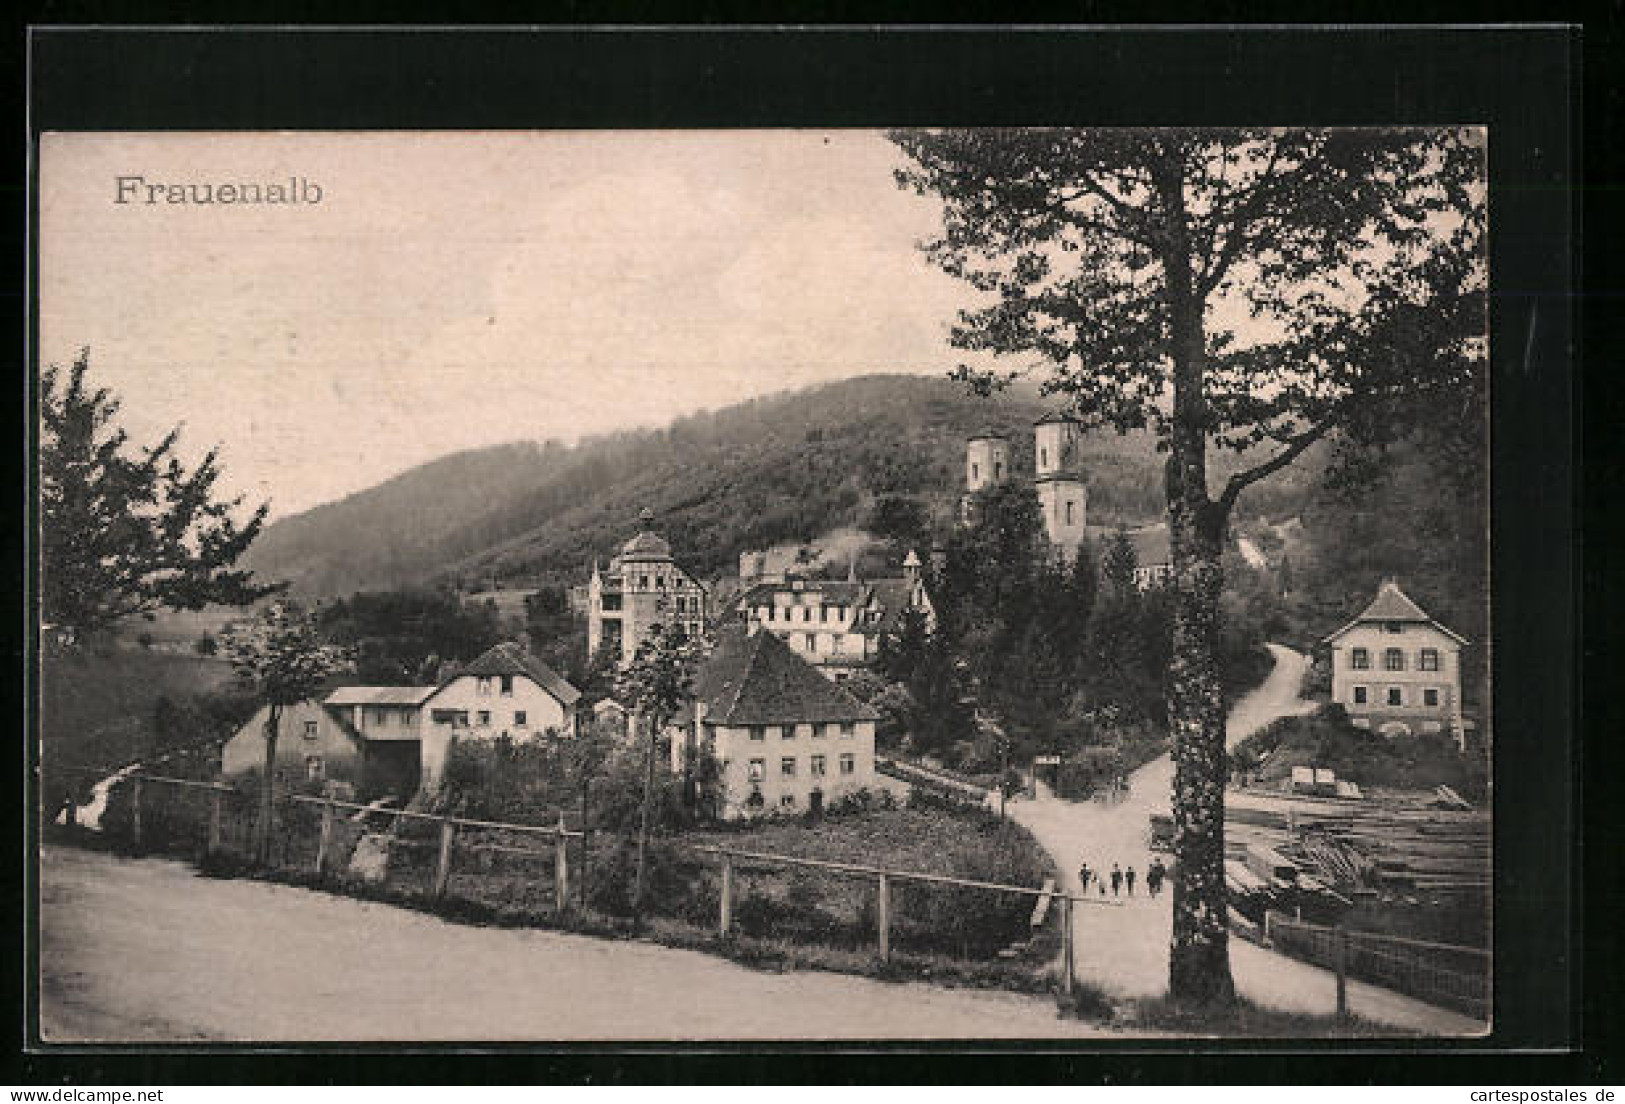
40 350 280 640
892 126 1486 1004
317 587 504 684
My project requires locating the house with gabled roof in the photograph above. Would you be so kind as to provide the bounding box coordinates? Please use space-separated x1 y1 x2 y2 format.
418 641 582 788
732 551 933 682
220 691 424 802
1322 579 1469 747
671 624 880 818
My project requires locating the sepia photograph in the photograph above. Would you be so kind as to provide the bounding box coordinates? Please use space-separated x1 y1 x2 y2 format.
35 123 1494 1044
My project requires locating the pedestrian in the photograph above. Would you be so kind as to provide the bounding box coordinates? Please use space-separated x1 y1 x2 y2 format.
1148 858 1166 897
1110 863 1122 896
1077 862 1092 894
1125 866 1137 896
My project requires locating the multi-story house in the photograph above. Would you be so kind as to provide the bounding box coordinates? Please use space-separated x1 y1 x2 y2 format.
1322 579 1468 746
732 551 933 682
586 509 710 666
670 624 879 818
417 642 581 788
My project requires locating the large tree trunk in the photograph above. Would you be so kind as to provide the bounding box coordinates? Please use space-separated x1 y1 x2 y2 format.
257 702 282 864
1155 147 1237 1006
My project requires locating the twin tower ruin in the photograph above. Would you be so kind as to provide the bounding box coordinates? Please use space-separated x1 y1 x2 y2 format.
960 411 1088 564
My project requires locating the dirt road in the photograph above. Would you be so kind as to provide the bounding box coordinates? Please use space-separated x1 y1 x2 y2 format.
1007 644 1485 1036
39 844 1125 1042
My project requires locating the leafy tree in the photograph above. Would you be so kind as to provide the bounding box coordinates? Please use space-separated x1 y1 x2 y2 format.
317 587 503 684
1102 530 1140 590
893 126 1485 1003
39 350 280 641
224 602 349 861
613 622 705 926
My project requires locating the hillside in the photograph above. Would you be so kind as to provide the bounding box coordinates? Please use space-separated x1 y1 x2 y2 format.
244 374 1180 595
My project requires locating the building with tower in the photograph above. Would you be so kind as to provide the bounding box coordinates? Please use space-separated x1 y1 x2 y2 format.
587 509 710 665
960 429 1012 525
1033 411 1089 564
960 414 1089 563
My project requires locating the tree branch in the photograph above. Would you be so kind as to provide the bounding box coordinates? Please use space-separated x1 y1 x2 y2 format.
1216 411 1339 516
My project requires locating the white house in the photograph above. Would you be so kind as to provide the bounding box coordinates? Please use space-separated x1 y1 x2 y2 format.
670 624 880 819
1322 579 1468 746
733 552 934 682
417 642 582 789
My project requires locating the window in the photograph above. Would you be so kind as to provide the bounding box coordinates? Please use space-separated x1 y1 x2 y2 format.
1384 648 1405 672
994 461 1003 479
1066 501 1076 526
515 711 528 727
781 757 797 777
971 463 980 482
1387 687 1403 707
303 720 319 740
833 635 845 655
1385 622 1404 634
1424 688 1439 708
780 794 796 810
1419 648 1440 671
1040 447 1048 468
1352 686 1368 705
750 726 765 742
500 675 514 696
477 678 493 696
814 723 828 739
305 755 324 781
477 710 491 727
811 755 826 777
840 753 855 775
1350 648 1370 670
432 709 469 729
839 722 855 738
774 725 789 741
805 633 817 652
748 758 765 781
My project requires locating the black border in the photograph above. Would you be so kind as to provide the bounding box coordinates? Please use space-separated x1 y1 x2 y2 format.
15 20 1595 1086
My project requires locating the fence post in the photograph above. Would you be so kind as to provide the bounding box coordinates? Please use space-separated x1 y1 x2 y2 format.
1334 927 1350 1021
1264 910 1274 947
876 872 891 963
207 788 223 857
1060 894 1075 997
130 776 144 851
719 851 734 937
432 815 456 901
315 797 335 877
554 812 569 915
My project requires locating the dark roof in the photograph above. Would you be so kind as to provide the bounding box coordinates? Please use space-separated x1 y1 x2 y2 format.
968 427 1009 441
620 530 673 560
1125 525 1171 568
451 642 582 706
869 578 921 633
696 627 879 727
734 579 868 609
1323 580 1468 644
1035 410 1082 426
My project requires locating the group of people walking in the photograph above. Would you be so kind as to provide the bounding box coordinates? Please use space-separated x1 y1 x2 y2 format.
1077 856 1167 899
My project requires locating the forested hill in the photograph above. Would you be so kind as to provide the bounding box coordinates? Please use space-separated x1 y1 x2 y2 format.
245 374 1206 596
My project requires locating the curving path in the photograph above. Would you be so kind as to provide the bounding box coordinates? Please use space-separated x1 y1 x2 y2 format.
1007 643 1485 1036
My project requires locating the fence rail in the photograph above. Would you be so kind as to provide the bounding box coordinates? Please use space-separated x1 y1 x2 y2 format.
77 770 1089 990
1265 911 1489 1020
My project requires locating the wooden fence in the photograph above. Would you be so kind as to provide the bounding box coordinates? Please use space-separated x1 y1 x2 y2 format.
81 770 1120 989
1264 910 1490 1021
694 844 1118 995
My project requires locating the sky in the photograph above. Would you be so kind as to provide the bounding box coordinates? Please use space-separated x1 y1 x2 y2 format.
39 131 980 518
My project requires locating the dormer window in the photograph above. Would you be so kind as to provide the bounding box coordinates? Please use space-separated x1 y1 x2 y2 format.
500 675 514 696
